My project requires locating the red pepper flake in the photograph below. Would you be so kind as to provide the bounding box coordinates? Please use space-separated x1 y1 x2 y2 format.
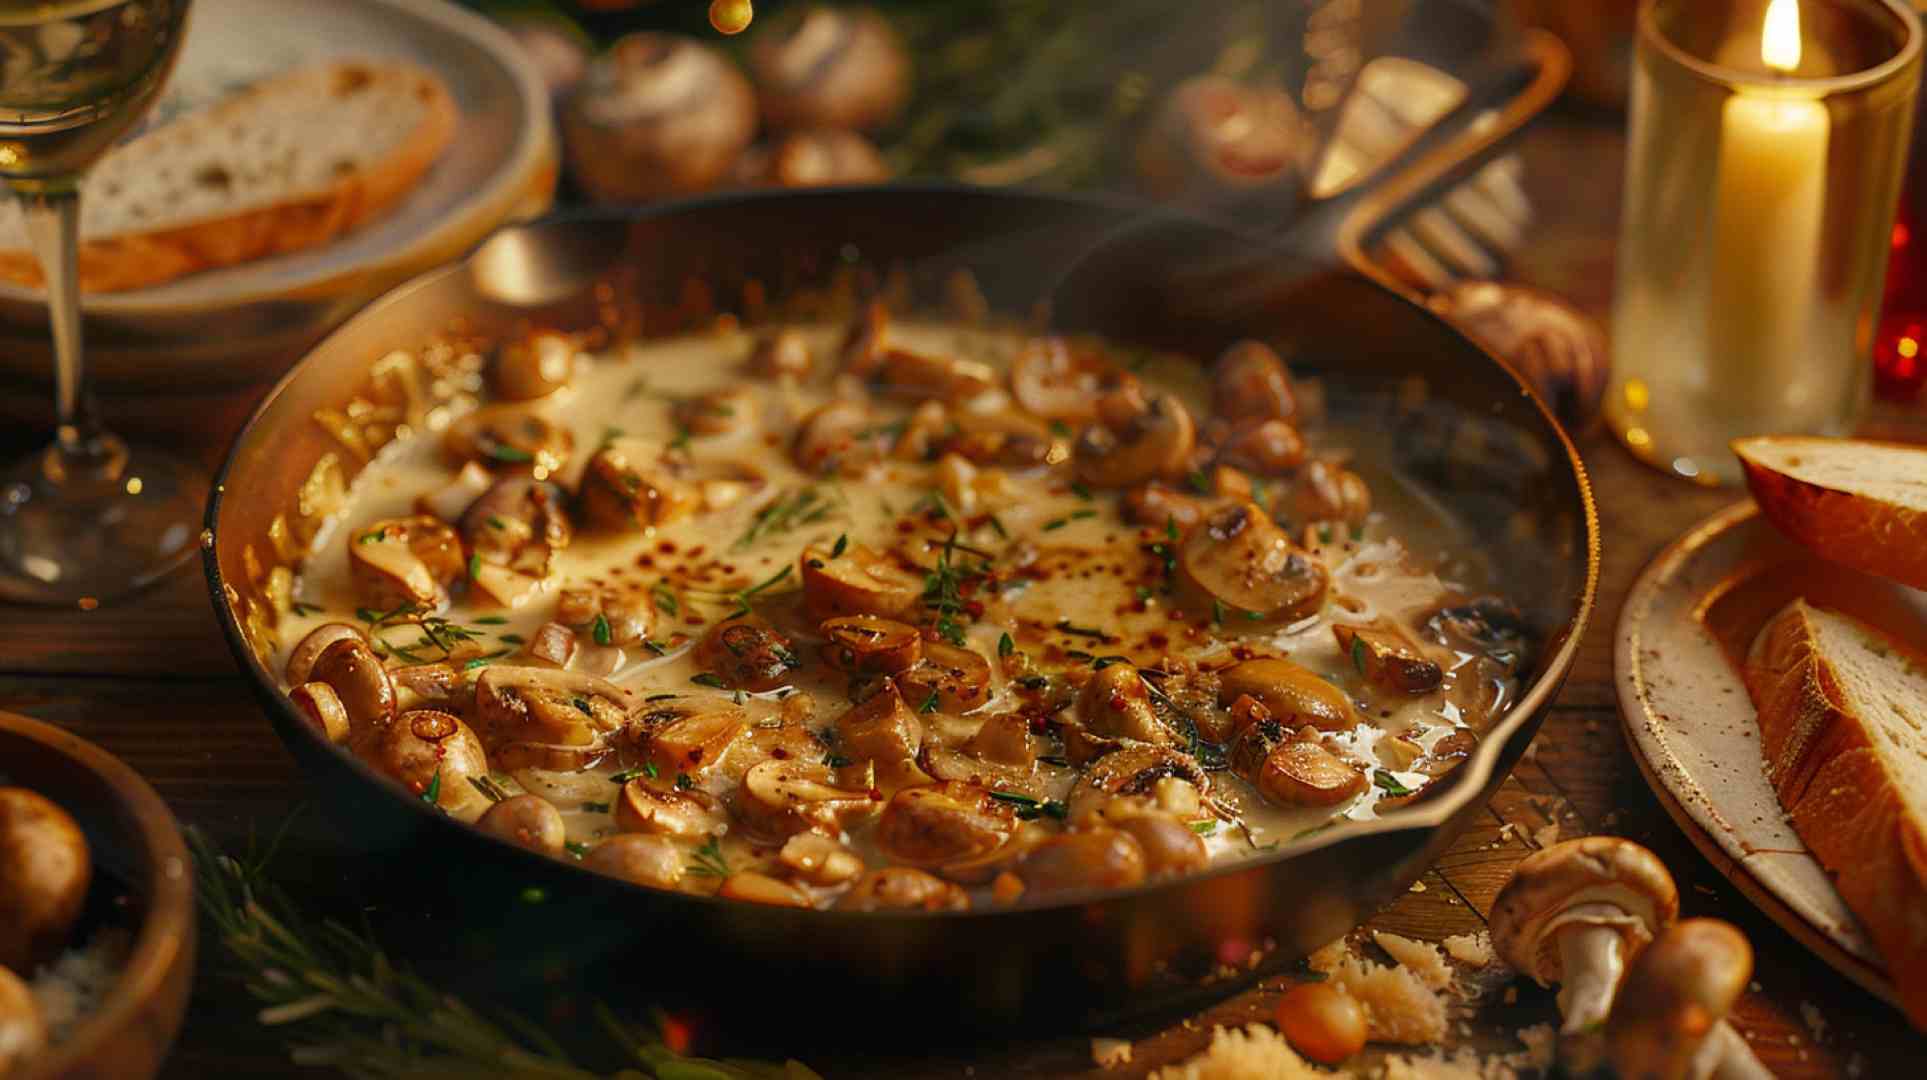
658 541 678 554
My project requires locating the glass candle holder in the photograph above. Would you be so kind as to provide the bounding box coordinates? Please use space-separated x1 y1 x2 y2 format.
1607 0 1921 485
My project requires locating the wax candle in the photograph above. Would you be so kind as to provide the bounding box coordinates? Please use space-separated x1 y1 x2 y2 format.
1705 0 1831 410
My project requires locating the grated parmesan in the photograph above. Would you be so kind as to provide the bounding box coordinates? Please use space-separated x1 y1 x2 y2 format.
1322 951 1448 1044
1373 932 1454 992
1148 1024 1330 1080
28 931 129 1044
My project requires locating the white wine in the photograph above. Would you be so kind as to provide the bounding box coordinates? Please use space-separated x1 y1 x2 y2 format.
0 0 189 191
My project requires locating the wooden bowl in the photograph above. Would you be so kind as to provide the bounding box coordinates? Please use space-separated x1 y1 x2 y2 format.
0 710 194 1080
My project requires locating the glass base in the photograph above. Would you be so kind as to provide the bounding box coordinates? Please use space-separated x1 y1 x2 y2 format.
0 434 205 607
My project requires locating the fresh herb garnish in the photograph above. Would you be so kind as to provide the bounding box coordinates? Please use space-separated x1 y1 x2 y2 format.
1373 769 1415 797
466 553 481 581
919 690 941 714
691 673 728 689
998 632 1015 657
734 487 841 550
580 801 611 814
564 840 590 859
1351 636 1369 675
571 697 595 717
1070 481 1093 500
650 581 680 617
498 633 525 645
1212 599 1225 626
988 791 1069 820
1186 469 1211 494
1042 509 1098 532
483 444 534 464
824 753 853 768
830 533 848 558
474 615 509 625
466 775 511 804
687 836 730 878
987 515 1009 539
420 767 442 806
1055 619 1110 642
1188 820 1218 835
591 612 612 646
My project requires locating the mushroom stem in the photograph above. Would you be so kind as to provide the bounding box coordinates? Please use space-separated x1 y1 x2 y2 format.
1553 917 1628 1033
1703 1021 1775 1080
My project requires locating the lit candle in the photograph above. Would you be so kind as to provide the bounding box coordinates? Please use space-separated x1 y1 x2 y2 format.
1706 0 1830 409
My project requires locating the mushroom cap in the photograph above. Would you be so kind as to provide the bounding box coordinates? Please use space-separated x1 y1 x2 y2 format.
1489 836 1679 983
1607 919 1754 1080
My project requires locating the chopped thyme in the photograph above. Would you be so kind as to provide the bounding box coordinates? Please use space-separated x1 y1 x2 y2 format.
466 553 481 581
1041 509 1097 532
650 581 680 616
987 515 1009 539
1351 637 1368 675
289 600 322 617
564 840 590 859
1372 769 1415 797
919 690 940 714
483 444 534 464
420 767 442 806
691 673 728 689
474 615 509 625
466 775 511 804
687 836 730 878
989 791 1068 821
998 632 1015 657
1054 619 1109 641
1188 820 1218 835
580 801 611 814
1212 599 1225 625
1186 469 1210 494
1070 481 1093 500
571 697 595 717
591 612 612 646
498 633 525 645
830 533 848 558
734 487 841 550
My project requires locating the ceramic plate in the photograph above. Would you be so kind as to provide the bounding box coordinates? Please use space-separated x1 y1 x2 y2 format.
0 0 555 390
1616 500 1922 1008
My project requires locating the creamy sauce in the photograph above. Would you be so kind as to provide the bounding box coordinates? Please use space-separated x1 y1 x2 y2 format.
274 319 1521 907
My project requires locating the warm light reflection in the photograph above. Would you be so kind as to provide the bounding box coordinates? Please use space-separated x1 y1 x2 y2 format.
1764 0 1803 73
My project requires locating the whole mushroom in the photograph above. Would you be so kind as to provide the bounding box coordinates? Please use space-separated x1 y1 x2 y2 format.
737 129 890 187
0 787 91 972
1133 75 1305 207
1489 837 1679 1052
747 6 909 132
562 33 757 203
0 966 46 1076
1607 919 1774 1080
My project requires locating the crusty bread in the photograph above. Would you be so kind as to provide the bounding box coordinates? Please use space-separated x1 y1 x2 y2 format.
0 59 458 292
1734 435 1927 592
1745 599 1927 1029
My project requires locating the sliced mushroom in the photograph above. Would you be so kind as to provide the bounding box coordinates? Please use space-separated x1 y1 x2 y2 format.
644 705 747 779
1074 388 1196 489
491 330 576 402
1294 459 1371 525
1423 596 1532 670
800 542 921 621
348 515 465 611
1067 744 1211 821
692 614 802 691
870 348 996 404
418 461 496 524
522 622 578 669
460 476 572 575
837 299 889 377
1216 658 1355 731
289 682 352 744
963 711 1037 768
0 966 46 1075
555 586 657 648
717 719 828 783
615 778 726 839
746 328 813 379
443 404 573 475
875 781 1016 866
778 832 864 885
578 438 698 532
307 637 399 731
476 794 566 856
1121 482 1206 532
1109 809 1209 876
473 665 632 752
1218 419 1308 474
735 759 882 839
792 399 893 476
353 709 491 821
1075 662 1177 747
1016 828 1148 894
1145 663 1231 743
285 622 366 686
833 682 930 790
1212 340 1297 423
821 614 923 674
582 833 685 889
1181 501 1328 620
1230 719 1366 807
893 642 993 714
673 386 760 440
1009 336 1133 424
1334 622 1443 694
835 867 970 912
718 871 813 908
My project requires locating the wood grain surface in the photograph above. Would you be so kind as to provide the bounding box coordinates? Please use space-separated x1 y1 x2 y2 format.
3 111 1923 1077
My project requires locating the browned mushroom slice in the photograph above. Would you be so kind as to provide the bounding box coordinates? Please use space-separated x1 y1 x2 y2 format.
1121 482 1206 532
348 515 465 611
837 299 889 377
1066 744 1211 820
1230 719 1366 807
1211 340 1297 423
443 404 573 475
1145 663 1231 743
800 541 921 621
352 709 491 821
614 778 726 839
1009 336 1134 424
578 438 697 532
1075 662 1178 747
835 867 971 912
285 622 366 686
937 410 1064 472
473 665 632 751
460 477 572 575
893 642 993 714
1218 419 1308 474
491 330 576 402
718 872 813 908
522 622 578 669
555 586 657 648
1074 388 1196 489
820 614 922 674
307 637 399 731
963 712 1037 768
673 386 760 440
1216 658 1356 731
288 682 351 744
792 399 893 476
1423 596 1532 671
833 682 929 789
735 759 882 839
777 833 864 886
717 720 828 783
693 614 802 691
870 348 996 404
875 781 1017 866
1293 459 1371 525
1181 501 1328 620
1333 623 1444 694
746 328 813 379
389 662 470 714
1015 828 1148 894
645 705 747 779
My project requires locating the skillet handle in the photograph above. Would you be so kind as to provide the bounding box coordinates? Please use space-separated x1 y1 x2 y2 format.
1326 29 1572 294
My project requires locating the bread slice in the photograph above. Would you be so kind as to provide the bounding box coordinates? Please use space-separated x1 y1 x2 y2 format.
1734 435 1927 592
1745 598 1927 1029
0 59 458 292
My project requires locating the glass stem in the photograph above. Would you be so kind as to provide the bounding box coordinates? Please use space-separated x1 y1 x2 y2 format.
20 189 100 460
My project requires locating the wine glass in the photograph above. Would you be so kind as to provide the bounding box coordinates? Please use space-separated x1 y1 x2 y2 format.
0 0 202 607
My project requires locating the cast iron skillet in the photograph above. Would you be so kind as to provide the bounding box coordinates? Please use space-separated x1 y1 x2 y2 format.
202 44 1595 1035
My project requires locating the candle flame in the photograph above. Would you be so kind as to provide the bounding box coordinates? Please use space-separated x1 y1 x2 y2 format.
1763 0 1803 73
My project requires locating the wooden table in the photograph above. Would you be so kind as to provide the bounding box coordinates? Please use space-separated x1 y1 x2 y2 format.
6 110 1924 1077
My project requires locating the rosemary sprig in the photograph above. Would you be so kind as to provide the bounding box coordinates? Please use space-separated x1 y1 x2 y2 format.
687 836 731 878
732 487 841 551
187 827 815 1079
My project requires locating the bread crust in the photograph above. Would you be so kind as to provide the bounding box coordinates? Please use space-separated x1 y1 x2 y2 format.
0 62 458 293
1736 436 1927 592
1745 599 1927 1029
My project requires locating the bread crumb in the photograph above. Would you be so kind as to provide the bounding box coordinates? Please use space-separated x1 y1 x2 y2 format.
1373 931 1454 992
1442 932 1493 968
1148 1024 1326 1080
1532 822 1560 848
1409 878 1428 892
1091 1037 1133 1068
1307 938 1349 974
1323 951 1448 1044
